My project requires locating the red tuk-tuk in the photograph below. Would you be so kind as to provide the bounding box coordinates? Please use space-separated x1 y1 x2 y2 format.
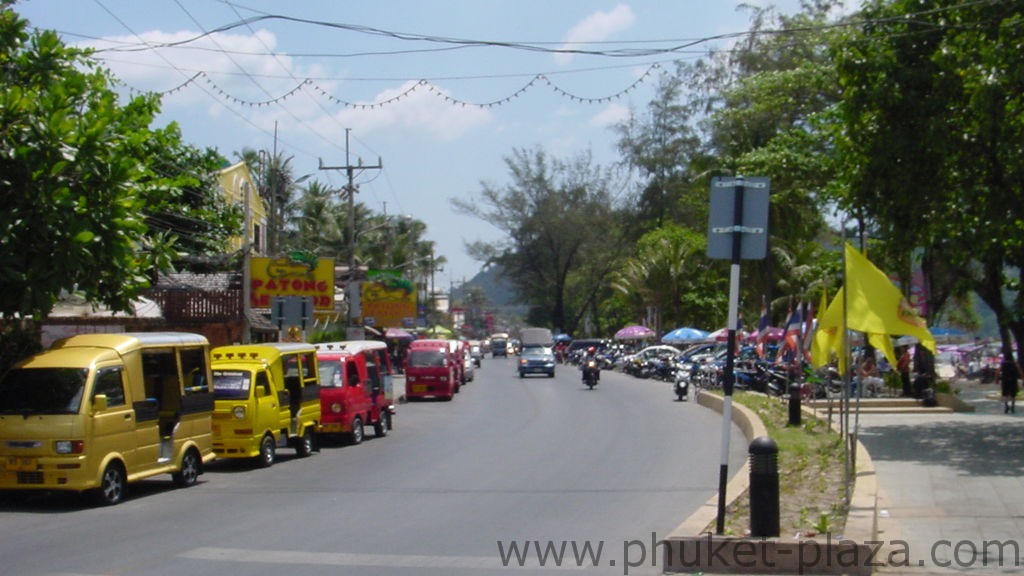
314 341 395 444
405 339 459 401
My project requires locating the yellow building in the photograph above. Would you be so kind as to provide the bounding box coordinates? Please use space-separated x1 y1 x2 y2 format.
217 161 267 255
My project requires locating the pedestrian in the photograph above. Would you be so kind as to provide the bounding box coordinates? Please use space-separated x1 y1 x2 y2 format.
1000 358 1019 414
856 351 883 398
897 346 913 397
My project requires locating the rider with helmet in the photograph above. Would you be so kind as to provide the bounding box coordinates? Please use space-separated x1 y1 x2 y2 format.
581 346 600 386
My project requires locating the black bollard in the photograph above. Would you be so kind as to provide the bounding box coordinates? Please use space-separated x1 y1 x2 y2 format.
749 436 780 538
788 382 802 426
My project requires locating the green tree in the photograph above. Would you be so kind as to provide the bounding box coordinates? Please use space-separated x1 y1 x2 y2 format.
0 6 174 319
142 127 241 267
615 69 712 236
833 0 1024 361
610 224 725 332
702 1 844 308
453 148 625 334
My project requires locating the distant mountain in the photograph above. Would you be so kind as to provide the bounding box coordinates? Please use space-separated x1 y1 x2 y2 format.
458 264 521 307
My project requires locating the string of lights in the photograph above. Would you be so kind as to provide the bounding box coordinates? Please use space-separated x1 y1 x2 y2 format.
139 62 667 111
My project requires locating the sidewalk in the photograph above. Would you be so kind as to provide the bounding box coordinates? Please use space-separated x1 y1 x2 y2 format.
854 382 1024 574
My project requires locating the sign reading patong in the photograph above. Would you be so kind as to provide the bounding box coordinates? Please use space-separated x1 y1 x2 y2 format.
361 270 417 328
251 255 334 310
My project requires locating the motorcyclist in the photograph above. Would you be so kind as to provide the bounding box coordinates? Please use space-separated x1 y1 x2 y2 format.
581 346 600 383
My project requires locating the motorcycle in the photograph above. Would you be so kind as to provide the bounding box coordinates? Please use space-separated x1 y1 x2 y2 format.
582 358 600 389
673 368 690 401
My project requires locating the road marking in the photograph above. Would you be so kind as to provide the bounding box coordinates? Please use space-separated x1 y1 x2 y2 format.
180 546 584 570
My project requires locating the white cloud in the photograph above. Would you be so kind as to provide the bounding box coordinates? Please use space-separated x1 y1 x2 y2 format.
590 103 631 127
330 81 493 141
555 4 636 65
82 29 491 144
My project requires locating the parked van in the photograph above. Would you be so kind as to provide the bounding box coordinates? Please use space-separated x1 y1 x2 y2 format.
0 332 215 505
210 343 321 467
314 340 396 445
405 339 459 401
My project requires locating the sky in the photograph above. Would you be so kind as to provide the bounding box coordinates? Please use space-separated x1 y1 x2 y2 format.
17 0 815 288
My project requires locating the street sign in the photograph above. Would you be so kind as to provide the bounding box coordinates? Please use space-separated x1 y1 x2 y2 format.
706 176 770 260
270 296 314 330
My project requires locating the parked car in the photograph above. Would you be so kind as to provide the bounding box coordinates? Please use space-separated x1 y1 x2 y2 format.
468 340 483 367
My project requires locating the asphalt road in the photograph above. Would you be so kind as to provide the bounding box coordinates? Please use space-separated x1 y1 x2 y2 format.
0 356 746 576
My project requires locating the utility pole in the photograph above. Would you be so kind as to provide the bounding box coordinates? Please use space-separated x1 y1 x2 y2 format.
319 129 382 332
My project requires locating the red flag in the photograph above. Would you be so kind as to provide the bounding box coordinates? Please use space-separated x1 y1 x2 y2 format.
776 301 803 363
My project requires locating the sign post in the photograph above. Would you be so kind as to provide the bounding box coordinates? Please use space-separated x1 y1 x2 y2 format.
706 176 769 534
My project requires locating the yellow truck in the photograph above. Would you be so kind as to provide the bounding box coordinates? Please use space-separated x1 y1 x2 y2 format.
0 332 215 505
210 343 321 466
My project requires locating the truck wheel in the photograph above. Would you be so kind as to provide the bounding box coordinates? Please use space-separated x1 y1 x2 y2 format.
295 428 314 457
94 462 127 506
258 434 276 468
172 448 201 487
374 412 389 438
349 416 364 445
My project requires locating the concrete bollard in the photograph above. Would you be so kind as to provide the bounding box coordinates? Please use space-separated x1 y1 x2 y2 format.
789 382 802 426
749 436 780 538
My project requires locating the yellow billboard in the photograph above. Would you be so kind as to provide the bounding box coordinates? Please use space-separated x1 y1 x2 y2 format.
361 270 417 328
250 255 334 311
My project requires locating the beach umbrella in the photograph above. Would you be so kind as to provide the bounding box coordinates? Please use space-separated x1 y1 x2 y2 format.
385 327 414 341
614 325 656 341
424 325 454 339
708 327 731 341
661 327 710 344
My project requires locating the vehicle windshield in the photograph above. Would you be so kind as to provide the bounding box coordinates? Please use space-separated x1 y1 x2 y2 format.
212 370 251 400
318 360 343 388
409 350 446 367
0 367 87 414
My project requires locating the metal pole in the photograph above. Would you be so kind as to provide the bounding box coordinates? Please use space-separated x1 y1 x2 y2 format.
716 177 745 535
241 180 252 344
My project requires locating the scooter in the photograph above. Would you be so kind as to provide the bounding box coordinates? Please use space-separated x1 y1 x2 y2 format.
671 358 688 399
673 376 689 401
582 358 600 389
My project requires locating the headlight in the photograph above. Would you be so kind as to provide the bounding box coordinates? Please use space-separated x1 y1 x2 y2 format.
232 406 246 419
54 440 84 454
331 402 342 414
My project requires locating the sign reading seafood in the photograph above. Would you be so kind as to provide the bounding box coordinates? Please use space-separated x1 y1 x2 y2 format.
361 270 417 328
250 254 335 310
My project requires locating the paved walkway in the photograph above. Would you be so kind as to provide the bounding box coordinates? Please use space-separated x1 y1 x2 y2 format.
854 382 1024 574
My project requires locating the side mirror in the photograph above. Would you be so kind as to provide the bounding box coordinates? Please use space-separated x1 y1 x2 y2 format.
92 394 109 412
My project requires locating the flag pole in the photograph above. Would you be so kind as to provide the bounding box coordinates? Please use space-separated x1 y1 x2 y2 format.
841 227 852 502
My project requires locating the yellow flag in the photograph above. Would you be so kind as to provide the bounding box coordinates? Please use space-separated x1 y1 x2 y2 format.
811 245 935 372
811 287 846 373
868 332 897 367
844 243 936 354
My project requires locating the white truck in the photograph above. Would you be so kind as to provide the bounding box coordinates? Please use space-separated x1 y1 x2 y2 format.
519 327 554 350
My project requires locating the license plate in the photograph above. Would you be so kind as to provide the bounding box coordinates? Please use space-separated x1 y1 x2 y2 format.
411 384 428 393
6 457 36 472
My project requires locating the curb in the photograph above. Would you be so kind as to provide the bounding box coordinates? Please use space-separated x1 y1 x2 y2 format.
662 391 880 574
